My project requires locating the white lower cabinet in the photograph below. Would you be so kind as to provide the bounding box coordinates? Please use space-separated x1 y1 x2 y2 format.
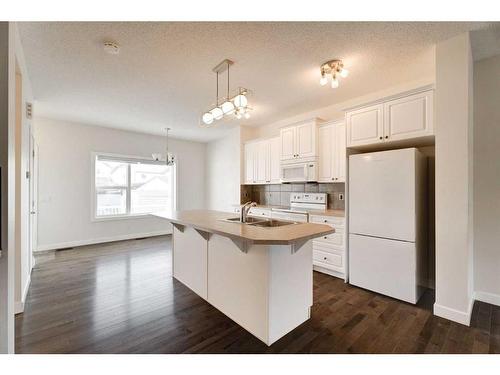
310 214 346 281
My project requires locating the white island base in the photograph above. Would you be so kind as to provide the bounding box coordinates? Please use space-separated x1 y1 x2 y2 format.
172 225 313 346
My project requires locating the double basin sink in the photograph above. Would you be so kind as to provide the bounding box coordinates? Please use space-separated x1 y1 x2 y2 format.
221 217 297 228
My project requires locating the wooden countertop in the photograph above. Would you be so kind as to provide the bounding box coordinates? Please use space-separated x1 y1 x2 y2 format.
152 210 334 245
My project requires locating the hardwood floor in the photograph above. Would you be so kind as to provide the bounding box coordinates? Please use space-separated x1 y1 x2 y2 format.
16 235 500 354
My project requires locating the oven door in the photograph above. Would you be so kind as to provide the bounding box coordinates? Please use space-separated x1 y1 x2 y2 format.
280 162 317 183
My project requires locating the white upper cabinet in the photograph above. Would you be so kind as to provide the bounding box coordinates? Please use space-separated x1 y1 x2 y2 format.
295 122 316 158
346 89 434 148
384 90 434 141
318 121 346 183
244 142 256 184
269 137 281 184
244 137 281 185
280 127 296 161
280 119 319 162
255 140 269 184
318 125 333 181
334 122 346 182
346 104 384 147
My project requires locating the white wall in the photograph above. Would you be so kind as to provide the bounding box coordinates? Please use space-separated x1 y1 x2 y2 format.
205 127 241 212
473 54 500 307
34 117 206 251
12 23 33 315
0 21 12 354
434 33 475 325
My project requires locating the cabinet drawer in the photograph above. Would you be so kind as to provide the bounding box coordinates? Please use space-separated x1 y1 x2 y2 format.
313 249 344 271
313 240 344 254
314 231 344 247
310 215 345 228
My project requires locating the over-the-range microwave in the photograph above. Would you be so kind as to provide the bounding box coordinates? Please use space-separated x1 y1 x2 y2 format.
280 161 318 183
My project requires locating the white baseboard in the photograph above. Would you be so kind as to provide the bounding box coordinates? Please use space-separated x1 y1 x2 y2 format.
474 291 500 307
35 230 172 252
434 299 474 326
14 301 24 315
15 273 31 315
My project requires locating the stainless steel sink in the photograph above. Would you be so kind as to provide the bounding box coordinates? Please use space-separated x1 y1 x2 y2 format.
221 217 267 224
220 217 297 227
249 219 297 228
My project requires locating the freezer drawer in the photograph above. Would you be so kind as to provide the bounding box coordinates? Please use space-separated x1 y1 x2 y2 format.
349 234 422 304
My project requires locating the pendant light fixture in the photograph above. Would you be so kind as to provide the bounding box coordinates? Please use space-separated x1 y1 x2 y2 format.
319 59 349 89
201 59 252 126
152 127 175 165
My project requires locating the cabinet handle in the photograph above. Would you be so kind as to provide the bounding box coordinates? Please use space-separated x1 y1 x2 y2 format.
331 177 335 180
323 257 327 260
379 136 383 140
324 236 327 239
385 136 389 139
323 220 327 223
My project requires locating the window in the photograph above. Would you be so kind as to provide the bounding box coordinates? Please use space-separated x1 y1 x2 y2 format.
93 154 175 219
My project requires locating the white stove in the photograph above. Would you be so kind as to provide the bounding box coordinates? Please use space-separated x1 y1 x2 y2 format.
271 193 327 222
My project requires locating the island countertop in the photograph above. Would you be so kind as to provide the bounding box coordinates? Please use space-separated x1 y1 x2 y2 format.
152 209 334 245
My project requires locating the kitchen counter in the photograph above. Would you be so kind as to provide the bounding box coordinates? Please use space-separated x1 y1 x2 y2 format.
153 209 334 245
153 209 332 346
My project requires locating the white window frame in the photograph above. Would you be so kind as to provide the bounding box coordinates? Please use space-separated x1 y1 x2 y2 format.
91 152 177 222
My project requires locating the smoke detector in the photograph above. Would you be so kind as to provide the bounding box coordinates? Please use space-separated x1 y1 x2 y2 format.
103 41 120 55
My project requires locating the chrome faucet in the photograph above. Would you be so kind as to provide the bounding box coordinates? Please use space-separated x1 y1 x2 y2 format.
240 202 257 223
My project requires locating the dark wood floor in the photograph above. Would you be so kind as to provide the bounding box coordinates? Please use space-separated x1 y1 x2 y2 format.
16 235 500 354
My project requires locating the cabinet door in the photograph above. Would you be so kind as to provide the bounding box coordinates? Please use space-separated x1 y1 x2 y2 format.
346 104 384 147
384 90 434 142
334 122 346 182
280 127 296 161
269 137 281 183
255 140 269 184
244 143 256 184
318 125 334 182
295 122 316 158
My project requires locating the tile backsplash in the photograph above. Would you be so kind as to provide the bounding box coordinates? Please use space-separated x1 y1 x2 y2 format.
240 183 345 210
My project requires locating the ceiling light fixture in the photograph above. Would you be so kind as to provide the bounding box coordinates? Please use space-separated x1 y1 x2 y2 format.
319 59 349 89
201 59 252 126
103 41 120 55
152 127 175 166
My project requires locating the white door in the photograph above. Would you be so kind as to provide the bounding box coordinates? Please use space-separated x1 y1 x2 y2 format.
29 138 38 265
384 90 434 142
295 122 316 158
349 148 416 241
269 137 281 183
280 127 296 161
244 143 255 184
349 234 418 304
255 140 269 184
318 125 333 182
334 122 346 182
346 104 384 147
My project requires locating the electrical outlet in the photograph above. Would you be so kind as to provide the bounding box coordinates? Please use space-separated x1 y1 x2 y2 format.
338 193 344 201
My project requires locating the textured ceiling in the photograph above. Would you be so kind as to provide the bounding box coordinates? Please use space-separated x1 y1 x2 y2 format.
18 22 497 142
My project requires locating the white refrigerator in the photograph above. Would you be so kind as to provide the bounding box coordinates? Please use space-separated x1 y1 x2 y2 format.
348 148 427 304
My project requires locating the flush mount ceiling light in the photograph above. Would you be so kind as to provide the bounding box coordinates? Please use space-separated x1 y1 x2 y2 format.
103 41 120 55
152 127 175 166
319 59 349 89
201 59 252 126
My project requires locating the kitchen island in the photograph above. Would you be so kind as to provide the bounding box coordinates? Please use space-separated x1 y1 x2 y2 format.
153 209 334 346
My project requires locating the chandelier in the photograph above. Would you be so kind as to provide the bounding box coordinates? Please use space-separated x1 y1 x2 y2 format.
201 59 252 125
319 59 349 88
152 127 175 166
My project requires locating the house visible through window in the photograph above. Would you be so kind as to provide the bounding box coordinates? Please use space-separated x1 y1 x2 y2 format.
94 154 175 219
